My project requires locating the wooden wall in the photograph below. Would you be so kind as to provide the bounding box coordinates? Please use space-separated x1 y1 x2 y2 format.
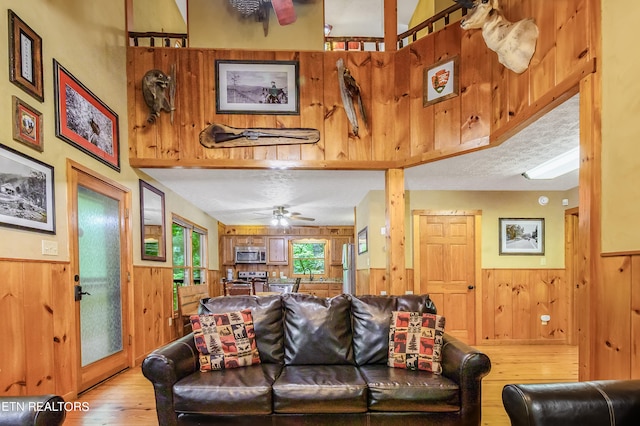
481 268 570 344
0 260 74 398
127 0 593 172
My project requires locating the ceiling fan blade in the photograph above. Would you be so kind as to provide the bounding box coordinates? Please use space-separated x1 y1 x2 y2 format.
290 215 315 221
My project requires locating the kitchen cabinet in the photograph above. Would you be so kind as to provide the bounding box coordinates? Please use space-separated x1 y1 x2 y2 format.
330 236 352 265
298 283 342 298
235 236 265 246
266 236 288 265
221 236 235 265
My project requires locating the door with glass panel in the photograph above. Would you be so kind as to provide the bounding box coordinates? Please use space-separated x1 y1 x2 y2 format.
172 217 207 313
70 164 130 392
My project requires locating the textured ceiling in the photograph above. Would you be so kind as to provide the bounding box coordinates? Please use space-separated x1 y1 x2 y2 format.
142 95 579 226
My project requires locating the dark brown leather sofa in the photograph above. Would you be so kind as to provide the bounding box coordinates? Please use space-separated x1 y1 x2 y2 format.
502 380 640 426
142 293 491 426
0 394 66 426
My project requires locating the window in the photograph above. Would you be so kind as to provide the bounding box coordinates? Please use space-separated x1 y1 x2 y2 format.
292 239 327 277
172 216 207 310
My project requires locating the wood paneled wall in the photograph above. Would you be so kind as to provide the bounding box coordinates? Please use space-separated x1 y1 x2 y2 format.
481 269 570 344
128 0 593 171
0 260 74 398
132 266 222 364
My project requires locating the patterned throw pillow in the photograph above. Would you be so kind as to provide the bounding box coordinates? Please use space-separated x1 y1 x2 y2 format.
387 311 445 374
190 309 261 372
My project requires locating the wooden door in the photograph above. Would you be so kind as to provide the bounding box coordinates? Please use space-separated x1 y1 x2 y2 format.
413 211 480 344
69 162 131 392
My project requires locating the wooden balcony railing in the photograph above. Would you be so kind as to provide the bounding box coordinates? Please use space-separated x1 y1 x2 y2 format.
128 31 188 48
128 3 464 52
325 3 465 51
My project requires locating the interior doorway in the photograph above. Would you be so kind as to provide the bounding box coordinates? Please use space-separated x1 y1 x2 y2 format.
68 161 132 392
412 210 481 345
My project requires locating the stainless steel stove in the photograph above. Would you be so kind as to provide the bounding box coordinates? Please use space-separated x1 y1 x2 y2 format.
237 271 269 292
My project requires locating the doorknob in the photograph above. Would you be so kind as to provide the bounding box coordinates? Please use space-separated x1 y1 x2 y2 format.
74 285 92 301
468 285 475 290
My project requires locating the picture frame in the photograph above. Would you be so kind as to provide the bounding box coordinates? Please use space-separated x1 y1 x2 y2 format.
499 218 545 255
139 180 167 262
53 59 120 172
0 143 55 234
12 96 43 152
423 55 459 107
358 226 368 254
8 10 44 102
215 60 299 115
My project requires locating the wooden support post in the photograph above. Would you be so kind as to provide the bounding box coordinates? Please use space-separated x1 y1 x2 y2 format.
385 168 406 294
384 0 397 51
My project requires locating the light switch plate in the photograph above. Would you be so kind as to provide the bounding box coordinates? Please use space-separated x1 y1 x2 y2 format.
42 240 58 256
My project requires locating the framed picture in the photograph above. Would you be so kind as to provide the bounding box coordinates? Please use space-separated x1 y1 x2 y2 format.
53 59 120 172
12 96 43 152
499 218 544 255
139 180 167 262
423 55 459 107
215 60 299 115
0 144 55 234
358 226 368 254
8 10 44 102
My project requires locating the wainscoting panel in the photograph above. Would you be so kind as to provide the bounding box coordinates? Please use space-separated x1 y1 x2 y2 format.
481 268 569 343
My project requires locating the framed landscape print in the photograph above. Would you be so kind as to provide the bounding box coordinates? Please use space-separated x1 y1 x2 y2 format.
215 60 299 115
358 226 368 254
53 59 120 172
499 218 545 255
12 96 43 152
0 144 55 234
423 55 459 107
8 10 44 102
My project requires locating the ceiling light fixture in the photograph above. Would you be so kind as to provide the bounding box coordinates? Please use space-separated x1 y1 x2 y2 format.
324 24 333 37
522 147 580 180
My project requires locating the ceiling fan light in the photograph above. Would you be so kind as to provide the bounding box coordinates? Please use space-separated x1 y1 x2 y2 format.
279 217 288 227
271 217 279 226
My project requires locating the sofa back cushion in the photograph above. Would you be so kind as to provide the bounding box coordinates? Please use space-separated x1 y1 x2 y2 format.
350 294 437 366
282 293 354 365
199 295 284 364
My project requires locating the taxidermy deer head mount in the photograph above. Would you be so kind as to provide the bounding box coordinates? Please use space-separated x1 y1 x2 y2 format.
454 0 539 74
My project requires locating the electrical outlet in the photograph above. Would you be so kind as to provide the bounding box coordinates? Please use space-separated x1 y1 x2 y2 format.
168 317 173 326
405 290 413 295
380 291 387 296
540 257 547 266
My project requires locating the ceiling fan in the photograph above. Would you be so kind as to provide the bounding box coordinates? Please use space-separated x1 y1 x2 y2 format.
271 205 315 226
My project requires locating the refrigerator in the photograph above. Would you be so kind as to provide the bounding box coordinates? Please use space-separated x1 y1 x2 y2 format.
342 243 356 294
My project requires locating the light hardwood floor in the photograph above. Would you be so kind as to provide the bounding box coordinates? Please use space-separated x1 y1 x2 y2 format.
64 344 578 425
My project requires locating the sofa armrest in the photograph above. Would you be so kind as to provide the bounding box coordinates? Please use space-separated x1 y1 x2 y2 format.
440 334 491 425
0 394 66 426
141 333 199 426
502 380 640 426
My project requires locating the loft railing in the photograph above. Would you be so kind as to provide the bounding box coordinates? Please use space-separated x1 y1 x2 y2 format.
326 3 465 51
128 31 188 48
128 3 464 52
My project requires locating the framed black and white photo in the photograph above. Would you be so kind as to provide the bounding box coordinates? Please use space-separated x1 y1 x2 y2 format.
423 55 459 107
358 226 368 254
8 10 44 102
0 144 55 234
215 60 299 115
53 59 120 172
499 218 544 255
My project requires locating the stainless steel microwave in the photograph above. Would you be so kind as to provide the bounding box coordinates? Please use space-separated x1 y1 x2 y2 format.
234 246 267 264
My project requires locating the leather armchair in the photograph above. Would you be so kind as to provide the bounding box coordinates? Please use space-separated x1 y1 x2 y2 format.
502 380 640 426
0 394 66 426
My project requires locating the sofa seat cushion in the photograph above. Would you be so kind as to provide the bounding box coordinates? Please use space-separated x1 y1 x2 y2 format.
273 365 367 414
359 365 460 412
173 363 282 415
